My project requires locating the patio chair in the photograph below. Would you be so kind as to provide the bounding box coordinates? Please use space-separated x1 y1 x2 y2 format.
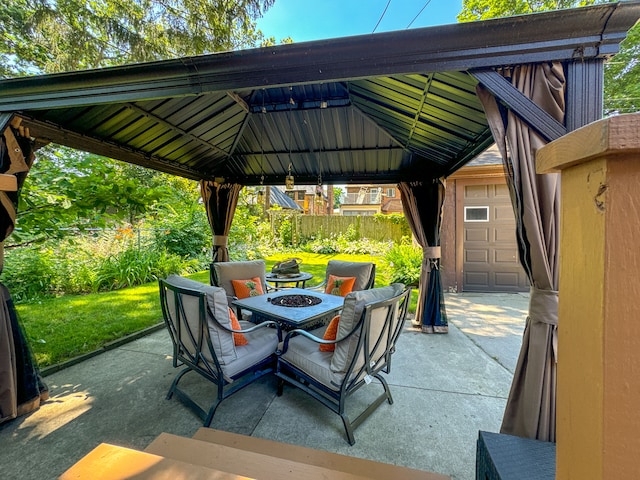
159 275 281 426
276 283 410 445
308 260 376 296
210 259 274 317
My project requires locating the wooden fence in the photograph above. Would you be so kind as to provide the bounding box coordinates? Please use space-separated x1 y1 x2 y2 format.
269 212 410 243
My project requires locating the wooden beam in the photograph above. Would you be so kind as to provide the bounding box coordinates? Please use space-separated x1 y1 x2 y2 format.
20 117 204 180
3 127 30 175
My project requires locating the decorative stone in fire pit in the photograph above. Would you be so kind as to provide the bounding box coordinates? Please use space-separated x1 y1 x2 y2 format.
268 294 322 307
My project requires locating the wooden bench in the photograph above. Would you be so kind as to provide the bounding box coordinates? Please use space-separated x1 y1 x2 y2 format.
59 428 449 479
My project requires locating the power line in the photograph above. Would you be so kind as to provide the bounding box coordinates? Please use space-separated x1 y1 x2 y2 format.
407 0 433 29
372 0 392 33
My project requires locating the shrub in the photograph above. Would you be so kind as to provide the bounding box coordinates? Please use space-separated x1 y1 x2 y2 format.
383 240 423 286
2 228 200 301
94 247 196 291
1 246 58 302
152 205 210 259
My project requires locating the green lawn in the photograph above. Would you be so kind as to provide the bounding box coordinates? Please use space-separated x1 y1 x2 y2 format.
18 252 415 369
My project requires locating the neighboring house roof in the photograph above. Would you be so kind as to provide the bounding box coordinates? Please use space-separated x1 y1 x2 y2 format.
466 144 502 166
269 186 302 210
381 198 403 214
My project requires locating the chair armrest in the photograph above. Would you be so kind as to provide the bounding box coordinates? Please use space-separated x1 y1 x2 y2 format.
277 320 362 355
208 306 282 342
232 320 282 342
305 281 326 292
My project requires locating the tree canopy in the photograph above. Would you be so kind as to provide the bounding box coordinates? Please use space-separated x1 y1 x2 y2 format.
458 0 639 115
0 0 274 77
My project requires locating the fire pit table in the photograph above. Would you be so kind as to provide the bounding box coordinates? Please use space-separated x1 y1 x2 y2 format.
232 288 344 331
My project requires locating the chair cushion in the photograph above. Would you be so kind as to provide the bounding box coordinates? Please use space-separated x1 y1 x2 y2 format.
212 260 267 300
330 284 404 374
222 320 278 379
319 315 340 352
164 275 237 365
228 308 248 346
325 275 356 296
325 260 374 291
231 277 265 299
280 326 345 391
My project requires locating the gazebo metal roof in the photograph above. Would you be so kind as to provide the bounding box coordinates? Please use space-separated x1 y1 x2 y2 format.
0 2 638 185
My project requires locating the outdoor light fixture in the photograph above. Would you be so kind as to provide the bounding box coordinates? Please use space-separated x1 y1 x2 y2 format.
315 88 325 199
285 163 294 190
258 91 266 203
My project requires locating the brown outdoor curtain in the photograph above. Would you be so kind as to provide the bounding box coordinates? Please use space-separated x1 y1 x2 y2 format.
200 180 242 263
477 62 564 442
399 179 448 333
0 120 49 425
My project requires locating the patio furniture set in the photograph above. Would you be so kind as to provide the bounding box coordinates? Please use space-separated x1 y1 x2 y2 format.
158 259 411 446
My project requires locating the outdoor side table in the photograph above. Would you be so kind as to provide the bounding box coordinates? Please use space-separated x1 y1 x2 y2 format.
476 431 556 480
266 272 313 289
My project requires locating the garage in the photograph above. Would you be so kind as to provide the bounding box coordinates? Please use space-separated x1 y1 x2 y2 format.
460 179 528 292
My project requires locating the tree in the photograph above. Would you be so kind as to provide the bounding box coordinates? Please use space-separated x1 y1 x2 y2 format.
13 148 175 243
458 0 638 116
0 0 274 77
333 187 343 209
457 0 612 21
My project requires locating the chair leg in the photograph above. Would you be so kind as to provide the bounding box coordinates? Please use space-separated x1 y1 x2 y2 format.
376 373 394 405
277 378 284 396
167 366 191 400
203 398 223 427
340 413 356 446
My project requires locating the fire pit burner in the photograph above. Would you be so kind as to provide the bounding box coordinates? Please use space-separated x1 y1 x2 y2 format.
268 294 322 307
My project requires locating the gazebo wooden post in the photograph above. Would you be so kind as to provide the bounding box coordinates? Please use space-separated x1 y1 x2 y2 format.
537 113 640 479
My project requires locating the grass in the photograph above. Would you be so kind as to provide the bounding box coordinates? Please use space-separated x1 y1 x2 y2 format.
18 252 417 369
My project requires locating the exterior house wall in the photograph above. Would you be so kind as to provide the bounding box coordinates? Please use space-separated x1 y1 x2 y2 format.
340 184 402 216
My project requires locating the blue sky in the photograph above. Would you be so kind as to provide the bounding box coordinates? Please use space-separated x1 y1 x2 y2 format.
256 0 463 43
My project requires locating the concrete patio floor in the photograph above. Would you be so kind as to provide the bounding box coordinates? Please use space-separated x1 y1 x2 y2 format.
0 292 529 480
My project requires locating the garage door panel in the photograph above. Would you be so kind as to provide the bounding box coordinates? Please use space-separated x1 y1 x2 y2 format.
494 184 510 197
465 185 489 198
494 205 515 221
465 249 488 262
465 271 489 287
465 228 489 242
494 249 519 263
494 228 516 242
495 272 526 290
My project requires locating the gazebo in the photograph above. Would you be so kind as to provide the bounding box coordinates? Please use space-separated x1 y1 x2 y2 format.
0 1 638 450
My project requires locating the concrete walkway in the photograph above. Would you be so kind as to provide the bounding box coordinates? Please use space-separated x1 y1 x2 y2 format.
0 292 529 480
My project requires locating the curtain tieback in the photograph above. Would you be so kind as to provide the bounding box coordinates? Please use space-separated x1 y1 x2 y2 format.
529 286 559 361
528 287 558 327
423 246 441 258
213 235 228 246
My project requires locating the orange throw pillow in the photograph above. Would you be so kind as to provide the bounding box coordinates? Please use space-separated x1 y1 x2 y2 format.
325 275 356 296
231 277 264 299
228 308 248 346
320 315 340 352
